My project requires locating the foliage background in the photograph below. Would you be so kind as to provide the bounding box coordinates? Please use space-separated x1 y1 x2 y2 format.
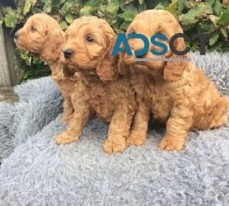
0 0 228 81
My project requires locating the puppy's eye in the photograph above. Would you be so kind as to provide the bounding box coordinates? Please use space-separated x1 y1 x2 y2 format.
86 36 94 42
31 26 36 32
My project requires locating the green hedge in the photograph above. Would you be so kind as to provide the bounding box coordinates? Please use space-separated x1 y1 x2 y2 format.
0 0 228 80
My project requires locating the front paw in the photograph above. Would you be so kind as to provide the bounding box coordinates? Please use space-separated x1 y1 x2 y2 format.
55 130 80 145
103 137 127 154
126 132 147 146
159 136 184 151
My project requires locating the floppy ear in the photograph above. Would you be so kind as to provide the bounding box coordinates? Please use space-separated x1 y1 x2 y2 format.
40 30 64 62
117 52 130 75
163 37 188 81
96 34 118 81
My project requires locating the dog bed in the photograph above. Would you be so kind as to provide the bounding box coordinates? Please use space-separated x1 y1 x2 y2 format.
0 52 228 205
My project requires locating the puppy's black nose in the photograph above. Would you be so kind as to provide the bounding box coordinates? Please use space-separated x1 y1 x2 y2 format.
63 49 74 59
14 32 19 39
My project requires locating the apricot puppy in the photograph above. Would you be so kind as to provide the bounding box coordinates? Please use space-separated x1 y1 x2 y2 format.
120 10 229 151
56 16 136 154
14 13 76 123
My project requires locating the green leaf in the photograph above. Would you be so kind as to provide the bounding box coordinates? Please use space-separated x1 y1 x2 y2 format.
60 20 68 29
213 0 222 16
181 3 213 25
65 14 73 24
119 5 138 21
120 21 130 30
168 1 178 15
83 0 98 7
118 12 134 22
208 41 223 51
80 5 94 15
168 0 187 17
197 19 217 33
177 0 187 15
207 0 215 6
209 33 219 46
182 23 196 31
0 20 3 25
190 42 199 51
23 72 29 80
139 0 144 4
32 7 43 13
2 7 16 16
4 15 18 28
23 0 32 15
52 0 66 7
80 0 98 15
59 2 69 14
121 3 138 12
107 3 119 14
185 1 197 9
220 27 228 38
218 10 229 25
146 0 169 9
43 0 52 13
154 2 168 10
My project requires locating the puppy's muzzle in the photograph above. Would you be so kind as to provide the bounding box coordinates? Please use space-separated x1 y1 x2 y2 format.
63 49 74 59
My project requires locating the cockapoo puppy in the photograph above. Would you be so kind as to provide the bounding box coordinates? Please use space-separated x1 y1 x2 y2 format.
56 16 136 154
120 10 229 151
14 13 80 123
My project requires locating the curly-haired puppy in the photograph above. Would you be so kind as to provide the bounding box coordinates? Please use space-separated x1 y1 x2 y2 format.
120 10 229 151
56 16 136 153
14 13 76 123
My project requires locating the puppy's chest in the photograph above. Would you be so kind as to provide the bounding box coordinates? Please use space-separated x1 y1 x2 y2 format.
147 82 173 121
88 82 115 121
52 66 77 94
58 79 76 93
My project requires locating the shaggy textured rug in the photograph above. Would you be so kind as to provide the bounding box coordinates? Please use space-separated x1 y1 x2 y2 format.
0 52 228 205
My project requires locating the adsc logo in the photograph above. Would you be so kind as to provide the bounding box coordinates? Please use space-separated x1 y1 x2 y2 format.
112 33 211 61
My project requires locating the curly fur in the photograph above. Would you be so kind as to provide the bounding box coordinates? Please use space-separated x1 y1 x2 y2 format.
15 13 77 123
121 10 229 151
56 16 136 153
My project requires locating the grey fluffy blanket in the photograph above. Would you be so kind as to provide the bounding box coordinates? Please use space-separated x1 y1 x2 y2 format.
0 52 228 206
